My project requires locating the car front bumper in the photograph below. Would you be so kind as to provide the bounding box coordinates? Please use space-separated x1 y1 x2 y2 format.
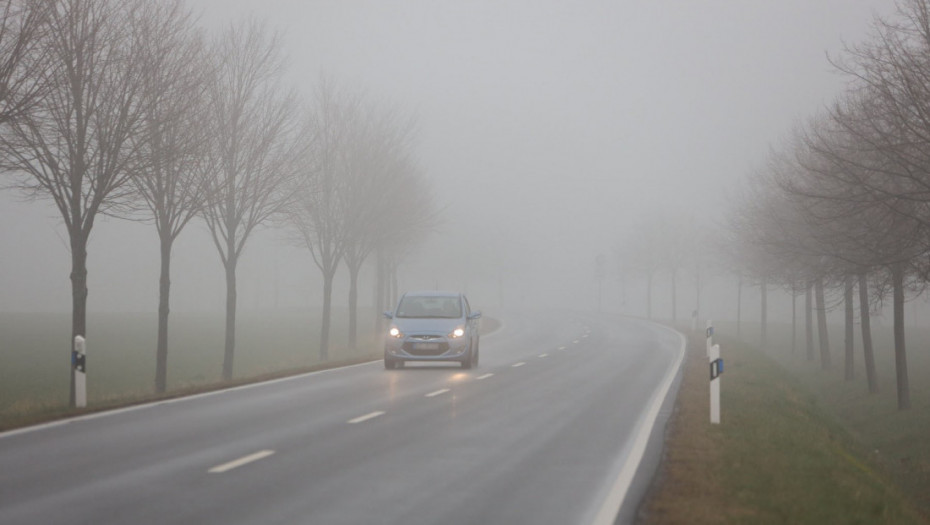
385 336 468 362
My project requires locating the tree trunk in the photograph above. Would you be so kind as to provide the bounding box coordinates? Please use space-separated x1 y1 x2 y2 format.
374 250 385 335
844 275 854 381
222 257 237 381
69 232 89 409
736 275 742 339
791 288 797 354
155 235 172 393
321 271 334 361
760 279 767 350
815 278 831 370
891 264 910 410
858 273 878 394
347 262 360 351
805 281 814 361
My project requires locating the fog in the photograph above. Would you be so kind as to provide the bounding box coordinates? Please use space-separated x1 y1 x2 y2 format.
0 0 896 320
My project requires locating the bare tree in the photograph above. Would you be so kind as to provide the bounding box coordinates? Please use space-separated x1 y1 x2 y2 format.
0 0 151 407
725 153 827 359
791 101 925 406
202 20 298 381
0 0 50 125
620 215 671 320
289 80 359 360
340 104 423 350
131 0 212 393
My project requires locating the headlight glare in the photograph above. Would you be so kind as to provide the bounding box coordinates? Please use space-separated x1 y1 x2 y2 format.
450 327 465 338
389 327 403 338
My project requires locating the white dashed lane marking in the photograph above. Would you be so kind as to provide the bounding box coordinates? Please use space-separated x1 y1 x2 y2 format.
347 411 386 424
208 450 275 474
476 373 494 380
512 362 526 368
539 353 548 358
425 388 450 398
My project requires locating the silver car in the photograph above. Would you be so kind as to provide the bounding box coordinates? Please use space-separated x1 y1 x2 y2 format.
383 291 482 369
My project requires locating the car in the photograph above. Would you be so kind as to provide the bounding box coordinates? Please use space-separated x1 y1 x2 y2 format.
383 291 482 369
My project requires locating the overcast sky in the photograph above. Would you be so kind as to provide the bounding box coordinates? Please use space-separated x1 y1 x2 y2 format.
0 0 898 314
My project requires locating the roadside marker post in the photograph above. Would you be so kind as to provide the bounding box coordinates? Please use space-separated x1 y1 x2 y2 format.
709 344 722 424
706 320 713 355
706 321 722 424
73 335 86 408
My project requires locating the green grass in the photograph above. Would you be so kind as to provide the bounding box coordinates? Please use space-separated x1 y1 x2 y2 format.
713 335 924 523
721 320 930 519
0 309 381 428
641 328 928 524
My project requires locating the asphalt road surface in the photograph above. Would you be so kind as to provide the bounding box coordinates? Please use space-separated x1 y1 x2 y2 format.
0 310 684 525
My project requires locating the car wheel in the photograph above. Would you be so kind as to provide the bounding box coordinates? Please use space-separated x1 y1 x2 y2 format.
461 345 473 369
473 339 480 367
384 357 395 370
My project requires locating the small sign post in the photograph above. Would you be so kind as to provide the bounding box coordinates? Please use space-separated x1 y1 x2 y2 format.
73 335 87 408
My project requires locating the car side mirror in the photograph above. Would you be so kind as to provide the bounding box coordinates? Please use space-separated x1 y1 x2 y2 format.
468 311 482 320
383 311 394 319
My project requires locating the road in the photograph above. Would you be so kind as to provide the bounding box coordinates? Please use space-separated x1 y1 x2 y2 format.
0 311 684 525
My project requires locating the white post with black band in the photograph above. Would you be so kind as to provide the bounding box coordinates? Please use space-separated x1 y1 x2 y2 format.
74 335 87 408
706 321 722 424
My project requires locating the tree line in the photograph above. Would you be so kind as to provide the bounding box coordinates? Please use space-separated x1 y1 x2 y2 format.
0 0 437 406
726 0 930 410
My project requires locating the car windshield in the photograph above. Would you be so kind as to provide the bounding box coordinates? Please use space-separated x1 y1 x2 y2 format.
395 296 462 319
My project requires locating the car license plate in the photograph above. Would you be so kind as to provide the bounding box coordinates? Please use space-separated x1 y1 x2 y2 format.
414 342 440 351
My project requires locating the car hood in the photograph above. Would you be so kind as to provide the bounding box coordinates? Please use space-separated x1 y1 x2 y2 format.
392 317 463 335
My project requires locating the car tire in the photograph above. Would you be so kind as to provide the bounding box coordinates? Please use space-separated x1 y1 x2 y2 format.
384 357 395 370
473 339 480 367
461 345 473 369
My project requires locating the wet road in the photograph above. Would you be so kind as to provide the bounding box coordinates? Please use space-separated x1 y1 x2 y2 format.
0 311 684 525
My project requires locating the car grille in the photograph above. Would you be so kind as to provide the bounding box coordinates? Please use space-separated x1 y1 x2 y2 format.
403 336 449 356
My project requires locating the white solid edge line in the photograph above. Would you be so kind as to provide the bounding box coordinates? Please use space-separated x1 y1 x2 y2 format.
347 411 386 424
476 373 494 380
425 388 450 398
0 359 381 440
512 362 526 368
208 449 275 474
589 324 686 525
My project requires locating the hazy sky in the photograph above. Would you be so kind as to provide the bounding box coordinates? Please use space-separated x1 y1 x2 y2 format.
0 0 898 314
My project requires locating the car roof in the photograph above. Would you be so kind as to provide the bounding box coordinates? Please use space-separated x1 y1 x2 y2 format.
402 291 461 299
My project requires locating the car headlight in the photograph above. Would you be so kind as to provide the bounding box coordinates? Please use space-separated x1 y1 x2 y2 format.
449 327 465 338
389 326 403 338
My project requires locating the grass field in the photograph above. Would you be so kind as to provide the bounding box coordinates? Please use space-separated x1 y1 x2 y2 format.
639 323 929 524
737 320 930 519
0 309 383 428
